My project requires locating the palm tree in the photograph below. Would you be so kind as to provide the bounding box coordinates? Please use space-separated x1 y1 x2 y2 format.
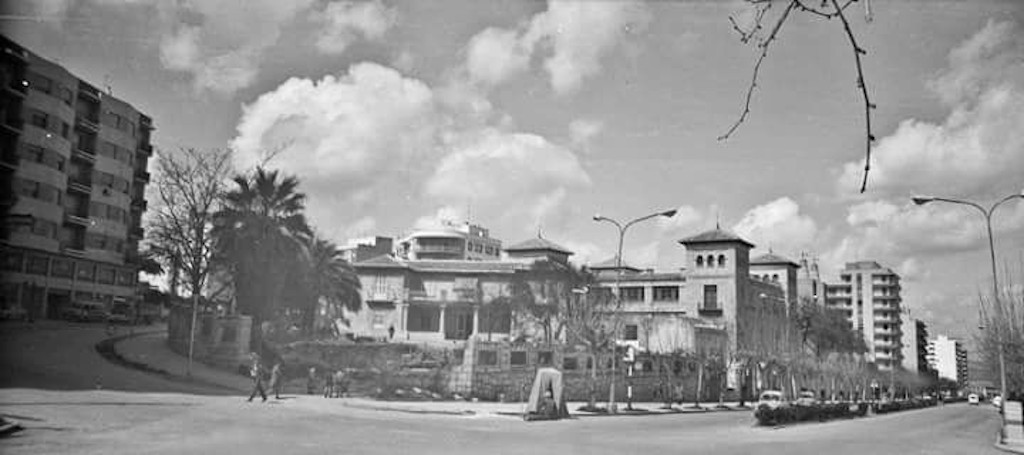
300 236 362 334
213 167 311 351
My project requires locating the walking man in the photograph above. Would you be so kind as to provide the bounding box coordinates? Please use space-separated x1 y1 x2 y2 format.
269 362 284 400
247 353 267 402
306 366 317 395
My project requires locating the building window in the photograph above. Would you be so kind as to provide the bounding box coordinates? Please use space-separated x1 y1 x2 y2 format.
696 256 704 267
707 255 715 267
621 287 644 302
653 286 679 302
563 357 579 370
510 351 527 366
718 254 726 268
406 305 439 332
28 109 48 129
117 269 135 286
702 285 718 310
2 251 24 272
624 324 639 341
477 350 498 366
52 259 73 278
27 255 49 275
537 351 553 366
772 274 779 282
77 262 95 282
97 267 115 284
27 71 53 94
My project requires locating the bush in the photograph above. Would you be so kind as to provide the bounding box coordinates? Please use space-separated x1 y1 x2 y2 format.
755 402 864 426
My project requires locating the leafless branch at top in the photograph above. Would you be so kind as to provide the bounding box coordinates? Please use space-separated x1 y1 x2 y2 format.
718 0 796 142
830 0 875 193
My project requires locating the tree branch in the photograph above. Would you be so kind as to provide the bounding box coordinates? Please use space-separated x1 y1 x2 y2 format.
718 0 797 142
830 0 875 193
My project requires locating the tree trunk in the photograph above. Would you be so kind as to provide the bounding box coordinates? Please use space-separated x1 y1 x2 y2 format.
694 364 704 408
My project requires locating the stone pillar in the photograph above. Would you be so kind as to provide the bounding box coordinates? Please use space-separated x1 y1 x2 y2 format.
397 303 408 333
439 304 447 338
472 306 480 336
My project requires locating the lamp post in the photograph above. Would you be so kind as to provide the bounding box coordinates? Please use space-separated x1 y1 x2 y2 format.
593 208 677 412
912 191 1024 438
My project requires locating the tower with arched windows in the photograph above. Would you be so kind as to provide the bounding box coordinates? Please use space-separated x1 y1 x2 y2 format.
678 228 754 353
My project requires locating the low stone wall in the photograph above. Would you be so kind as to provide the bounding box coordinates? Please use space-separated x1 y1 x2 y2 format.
167 306 252 370
450 340 728 403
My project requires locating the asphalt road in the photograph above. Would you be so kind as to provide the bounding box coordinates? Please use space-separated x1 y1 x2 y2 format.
0 321 1006 454
0 320 229 395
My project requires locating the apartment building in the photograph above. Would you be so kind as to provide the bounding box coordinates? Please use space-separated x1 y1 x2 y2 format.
927 335 968 387
1 35 152 319
824 261 904 369
397 221 502 261
901 317 931 374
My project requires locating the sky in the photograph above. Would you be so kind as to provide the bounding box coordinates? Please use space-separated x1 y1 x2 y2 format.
4 0 1024 347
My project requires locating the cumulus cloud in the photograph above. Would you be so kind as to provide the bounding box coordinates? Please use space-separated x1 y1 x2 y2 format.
732 197 818 254
838 20 1024 198
426 128 591 231
463 0 650 94
568 118 604 149
313 0 397 55
157 0 315 95
232 63 435 182
231 63 437 231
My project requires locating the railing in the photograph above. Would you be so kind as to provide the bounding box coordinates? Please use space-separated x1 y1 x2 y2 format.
134 171 150 183
698 307 723 317
416 244 463 254
73 147 96 163
75 117 99 132
65 213 91 226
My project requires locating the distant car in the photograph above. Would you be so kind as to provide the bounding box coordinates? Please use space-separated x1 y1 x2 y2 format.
60 301 108 322
0 306 28 321
795 390 818 406
758 390 785 410
107 303 133 325
968 393 979 405
993 395 1002 408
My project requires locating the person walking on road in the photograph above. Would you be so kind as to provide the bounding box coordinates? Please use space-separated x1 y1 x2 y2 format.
269 362 284 400
247 353 267 402
306 367 317 395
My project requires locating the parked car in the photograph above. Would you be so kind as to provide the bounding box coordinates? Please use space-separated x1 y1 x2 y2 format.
993 395 1002 408
795 390 818 406
107 304 132 324
0 306 28 321
60 301 108 322
968 393 979 405
757 390 785 410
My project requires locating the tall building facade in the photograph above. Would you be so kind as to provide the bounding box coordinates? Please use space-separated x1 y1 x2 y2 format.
1 36 152 318
927 335 968 386
796 254 827 307
824 261 903 369
901 318 931 374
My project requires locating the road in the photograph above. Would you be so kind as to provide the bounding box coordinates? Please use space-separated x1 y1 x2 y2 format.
0 321 1006 454
0 320 230 395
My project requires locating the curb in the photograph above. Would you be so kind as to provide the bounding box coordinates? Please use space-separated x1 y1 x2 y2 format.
341 401 479 416
94 331 244 394
995 429 1024 455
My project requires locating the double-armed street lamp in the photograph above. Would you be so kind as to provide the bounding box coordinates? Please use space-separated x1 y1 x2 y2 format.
912 190 1024 437
593 208 677 412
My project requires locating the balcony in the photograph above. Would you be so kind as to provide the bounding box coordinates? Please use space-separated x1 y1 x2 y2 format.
138 143 153 156
65 213 91 226
62 246 86 257
698 307 723 317
78 82 100 101
134 170 150 183
416 244 463 254
129 226 144 238
2 115 23 134
75 116 99 133
5 77 27 97
131 198 147 211
72 147 96 163
67 178 92 194
366 289 404 302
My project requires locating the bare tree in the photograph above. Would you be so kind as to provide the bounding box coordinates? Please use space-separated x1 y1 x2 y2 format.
721 0 877 192
148 148 233 375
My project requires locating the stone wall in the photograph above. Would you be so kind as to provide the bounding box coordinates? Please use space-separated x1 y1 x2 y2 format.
449 339 728 403
167 306 252 370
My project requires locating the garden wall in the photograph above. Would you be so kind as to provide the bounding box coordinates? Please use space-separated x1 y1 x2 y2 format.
167 306 252 370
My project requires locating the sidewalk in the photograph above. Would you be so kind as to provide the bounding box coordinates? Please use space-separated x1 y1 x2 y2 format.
997 401 1024 454
111 328 250 393
108 331 751 418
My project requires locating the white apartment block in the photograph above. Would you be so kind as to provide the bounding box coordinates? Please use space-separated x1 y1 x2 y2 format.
824 261 903 369
927 335 968 386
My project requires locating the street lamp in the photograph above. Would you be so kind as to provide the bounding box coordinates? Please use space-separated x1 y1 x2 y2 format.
593 208 677 412
912 190 1024 438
